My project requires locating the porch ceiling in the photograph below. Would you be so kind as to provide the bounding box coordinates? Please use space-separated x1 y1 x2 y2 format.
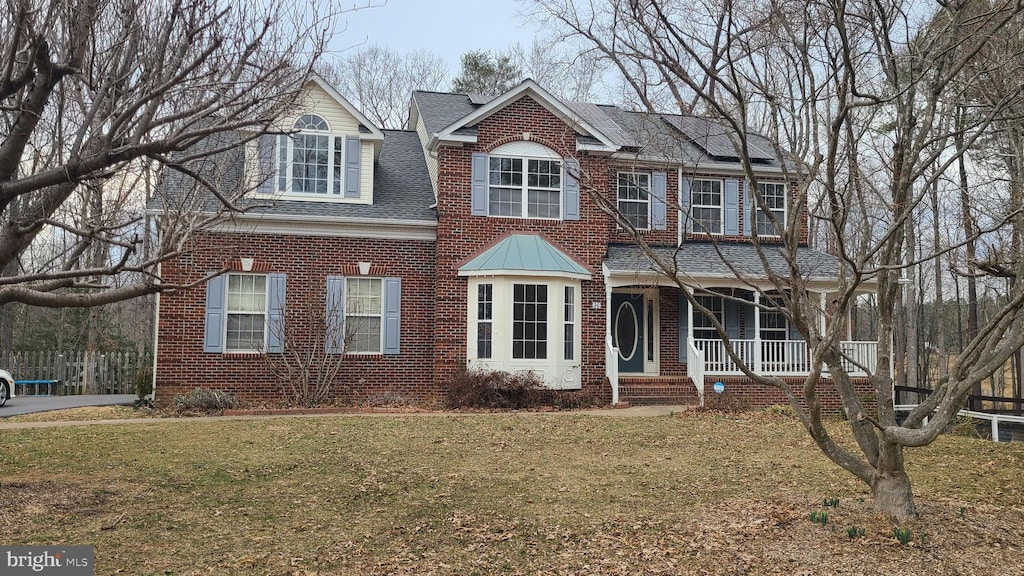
605 242 844 284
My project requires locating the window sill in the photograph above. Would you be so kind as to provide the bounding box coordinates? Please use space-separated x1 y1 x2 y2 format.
250 192 370 204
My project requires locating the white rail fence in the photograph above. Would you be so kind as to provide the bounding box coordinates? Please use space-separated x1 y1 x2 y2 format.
895 404 1024 443
0 350 150 395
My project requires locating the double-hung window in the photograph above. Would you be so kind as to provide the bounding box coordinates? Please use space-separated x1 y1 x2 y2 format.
563 286 575 361
226 274 267 352
512 283 548 359
488 156 562 218
760 294 789 341
693 294 724 340
617 172 650 229
756 182 787 236
691 179 723 234
477 284 493 359
276 114 345 196
345 278 383 354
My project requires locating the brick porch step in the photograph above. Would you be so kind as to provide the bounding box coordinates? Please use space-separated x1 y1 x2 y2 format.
618 377 700 406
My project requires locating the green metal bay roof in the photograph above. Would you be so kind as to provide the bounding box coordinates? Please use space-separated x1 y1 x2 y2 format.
457 234 591 279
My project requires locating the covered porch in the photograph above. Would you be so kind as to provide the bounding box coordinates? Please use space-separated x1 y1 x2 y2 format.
602 243 877 405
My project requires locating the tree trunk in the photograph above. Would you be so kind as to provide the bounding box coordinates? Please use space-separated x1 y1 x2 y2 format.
905 213 919 388
930 177 947 381
955 115 981 409
871 442 918 522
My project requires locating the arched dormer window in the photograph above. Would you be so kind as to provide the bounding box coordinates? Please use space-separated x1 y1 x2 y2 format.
295 114 329 131
274 113 347 196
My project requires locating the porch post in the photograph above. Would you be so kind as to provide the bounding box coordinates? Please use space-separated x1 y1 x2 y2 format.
686 286 694 348
606 279 617 405
753 290 761 373
819 291 827 337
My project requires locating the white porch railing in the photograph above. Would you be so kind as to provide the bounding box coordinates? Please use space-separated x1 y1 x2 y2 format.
606 334 620 405
691 338 876 377
687 338 705 406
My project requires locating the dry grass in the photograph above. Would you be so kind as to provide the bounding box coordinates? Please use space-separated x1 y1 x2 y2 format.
1 411 1022 575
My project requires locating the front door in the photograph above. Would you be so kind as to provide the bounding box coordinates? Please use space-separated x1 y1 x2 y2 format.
612 293 645 373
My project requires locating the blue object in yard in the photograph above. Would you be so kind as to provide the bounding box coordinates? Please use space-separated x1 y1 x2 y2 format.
713 381 725 394
14 379 59 397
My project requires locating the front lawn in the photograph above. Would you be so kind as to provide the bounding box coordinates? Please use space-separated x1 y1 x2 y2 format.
1 411 1022 575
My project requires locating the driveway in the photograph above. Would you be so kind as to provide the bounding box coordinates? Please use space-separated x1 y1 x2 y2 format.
0 394 137 417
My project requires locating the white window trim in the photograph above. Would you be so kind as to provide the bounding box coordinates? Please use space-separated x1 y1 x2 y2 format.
692 293 725 341
691 178 724 236
224 273 268 354
467 276 581 389
487 155 564 220
617 171 652 231
344 277 384 355
249 113 368 204
756 181 787 238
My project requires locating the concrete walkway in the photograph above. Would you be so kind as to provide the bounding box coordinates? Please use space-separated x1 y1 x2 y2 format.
0 394 137 418
0 403 689 430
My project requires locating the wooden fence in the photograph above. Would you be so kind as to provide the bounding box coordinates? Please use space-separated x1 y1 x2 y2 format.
0 350 151 395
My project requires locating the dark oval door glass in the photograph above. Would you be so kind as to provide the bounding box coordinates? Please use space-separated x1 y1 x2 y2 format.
615 302 639 361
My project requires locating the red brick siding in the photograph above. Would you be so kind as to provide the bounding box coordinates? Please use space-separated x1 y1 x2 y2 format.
683 174 810 245
607 165 680 246
155 231 436 407
433 95 612 400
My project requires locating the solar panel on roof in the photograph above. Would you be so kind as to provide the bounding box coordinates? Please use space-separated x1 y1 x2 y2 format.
566 102 632 146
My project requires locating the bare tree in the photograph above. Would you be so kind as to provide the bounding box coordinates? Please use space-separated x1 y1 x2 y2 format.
535 0 1024 521
260 287 351 408
328 45 448 129
0 0 359 310
509 39 608 103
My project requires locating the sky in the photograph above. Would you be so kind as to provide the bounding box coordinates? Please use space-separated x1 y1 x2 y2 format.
326 0 540 77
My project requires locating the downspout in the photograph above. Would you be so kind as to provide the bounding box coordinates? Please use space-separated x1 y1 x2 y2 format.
150 262 160 403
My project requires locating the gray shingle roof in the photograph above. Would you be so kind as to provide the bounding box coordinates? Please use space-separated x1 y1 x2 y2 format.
413 88 783 167
149 130 435 223
412 91 479 136
605 243 840 280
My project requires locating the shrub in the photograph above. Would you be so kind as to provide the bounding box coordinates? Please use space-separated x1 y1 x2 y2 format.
174 388 240 414
133 365 153 401
445 368 598 410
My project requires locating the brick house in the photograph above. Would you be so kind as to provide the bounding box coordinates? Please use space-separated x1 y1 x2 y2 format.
151 75 876 408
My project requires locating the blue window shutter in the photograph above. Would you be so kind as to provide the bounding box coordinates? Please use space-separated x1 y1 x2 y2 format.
563 158 581 221
680 176 692 234
383 277 402 355
471 153 488 216
277 135 289 192
743 297 756 338
345 136 361 198
651 171 667 230
203 275 226 353
725 298 741 339
743 181 753 237
724 178 740 235
266 273 286 353
678 293 688 363
326 276 346 354
257 135 275 194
